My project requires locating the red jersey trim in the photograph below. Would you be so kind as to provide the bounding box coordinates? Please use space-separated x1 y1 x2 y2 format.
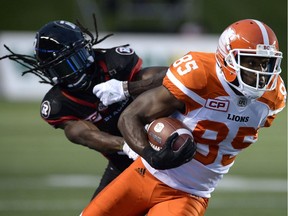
61 90 97 109
128 58 143 81
98 60 111 81
45 116 80 126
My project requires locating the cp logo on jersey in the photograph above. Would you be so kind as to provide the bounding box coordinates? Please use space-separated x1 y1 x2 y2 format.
205 99 229 112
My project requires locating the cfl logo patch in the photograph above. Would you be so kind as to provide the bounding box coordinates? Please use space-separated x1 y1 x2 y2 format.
205 99 229 112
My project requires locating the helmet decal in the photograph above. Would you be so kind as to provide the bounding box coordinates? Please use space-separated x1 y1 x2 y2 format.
225 27 238 44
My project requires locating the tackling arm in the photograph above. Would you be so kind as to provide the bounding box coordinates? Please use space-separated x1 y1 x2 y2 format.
61 120 124 154
128 66 168 97
93 67 168 106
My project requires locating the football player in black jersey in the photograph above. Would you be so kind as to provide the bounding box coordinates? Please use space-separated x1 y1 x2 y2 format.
1 17 167 198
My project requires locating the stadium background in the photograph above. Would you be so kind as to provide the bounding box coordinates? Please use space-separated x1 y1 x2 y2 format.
0 0 286 215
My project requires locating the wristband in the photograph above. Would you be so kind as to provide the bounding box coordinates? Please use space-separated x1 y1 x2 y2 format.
122 81 130 98
122 141 139 160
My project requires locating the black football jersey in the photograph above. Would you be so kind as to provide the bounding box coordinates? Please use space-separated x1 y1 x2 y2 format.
40 46 142 171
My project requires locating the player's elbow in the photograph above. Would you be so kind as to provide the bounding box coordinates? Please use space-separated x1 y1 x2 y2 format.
118 110 129 134
118 106 141 136
64 120 92 145
64 125 81 144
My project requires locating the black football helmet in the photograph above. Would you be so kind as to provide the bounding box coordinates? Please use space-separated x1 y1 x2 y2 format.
0 15 113 89
34 20 95 90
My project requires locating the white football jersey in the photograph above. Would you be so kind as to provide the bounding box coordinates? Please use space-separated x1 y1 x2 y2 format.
142 51 286 198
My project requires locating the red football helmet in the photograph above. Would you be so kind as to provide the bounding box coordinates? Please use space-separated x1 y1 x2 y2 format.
216 19 282 98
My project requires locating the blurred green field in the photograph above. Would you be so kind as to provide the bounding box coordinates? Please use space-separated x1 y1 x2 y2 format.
0 101 287 216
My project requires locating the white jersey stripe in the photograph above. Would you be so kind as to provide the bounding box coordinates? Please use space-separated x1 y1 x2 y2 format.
253 19 269 44
166 70 206 106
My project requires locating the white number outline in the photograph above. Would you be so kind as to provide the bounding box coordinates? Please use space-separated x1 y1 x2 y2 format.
173 54 199 75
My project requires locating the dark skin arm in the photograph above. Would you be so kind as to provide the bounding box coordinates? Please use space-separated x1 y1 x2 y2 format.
57 67 168 154
118 85 184 155
59 120 124 154
128 66 168 97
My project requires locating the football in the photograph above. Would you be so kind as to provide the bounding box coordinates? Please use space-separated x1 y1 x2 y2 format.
147 117 193 151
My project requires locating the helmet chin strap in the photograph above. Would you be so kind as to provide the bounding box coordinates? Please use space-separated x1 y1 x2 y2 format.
67 73 88 89
66 68 96 91
221 68 264 99
241 86 265 99
228 78 264 99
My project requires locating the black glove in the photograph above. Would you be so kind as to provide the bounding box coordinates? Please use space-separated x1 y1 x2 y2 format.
142 132 197 170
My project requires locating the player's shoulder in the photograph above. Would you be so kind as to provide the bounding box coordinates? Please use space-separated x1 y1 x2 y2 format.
113 46 135 56
166 51 217 90
97 46 142 81
259 76 286 110
41 85 61 102
40 85 63 119
96 46 137 59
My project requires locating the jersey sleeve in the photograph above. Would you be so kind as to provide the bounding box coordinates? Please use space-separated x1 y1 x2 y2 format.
40 87 82 128
260 76 287 127
163 52 212 113
106 46 143 81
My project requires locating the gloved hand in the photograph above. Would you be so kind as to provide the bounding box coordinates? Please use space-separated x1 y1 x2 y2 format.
142 133 197 170
122 141 139 160
92 79 129 106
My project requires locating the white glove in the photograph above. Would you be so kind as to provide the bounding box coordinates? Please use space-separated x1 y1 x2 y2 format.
92 79 129 106
122 141 139 160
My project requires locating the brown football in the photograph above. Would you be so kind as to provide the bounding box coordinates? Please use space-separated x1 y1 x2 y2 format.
147 117 193 151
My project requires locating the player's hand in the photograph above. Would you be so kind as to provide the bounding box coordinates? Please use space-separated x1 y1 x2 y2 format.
142 133 197 170
92 79 129 106
122 141 139 160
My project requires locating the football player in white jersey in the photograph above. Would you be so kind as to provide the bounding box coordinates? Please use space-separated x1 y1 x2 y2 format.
80 19 286 216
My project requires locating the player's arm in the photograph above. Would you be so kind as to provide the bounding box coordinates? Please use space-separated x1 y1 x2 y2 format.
128 66 168 97
118 85 181 153
118 85 196 169
58 120 124 154
92 67 168 106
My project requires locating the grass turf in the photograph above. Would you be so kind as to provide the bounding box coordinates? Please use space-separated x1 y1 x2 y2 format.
0 101 286 216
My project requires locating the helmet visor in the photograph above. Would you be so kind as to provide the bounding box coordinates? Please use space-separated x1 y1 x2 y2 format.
47 46 93 81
